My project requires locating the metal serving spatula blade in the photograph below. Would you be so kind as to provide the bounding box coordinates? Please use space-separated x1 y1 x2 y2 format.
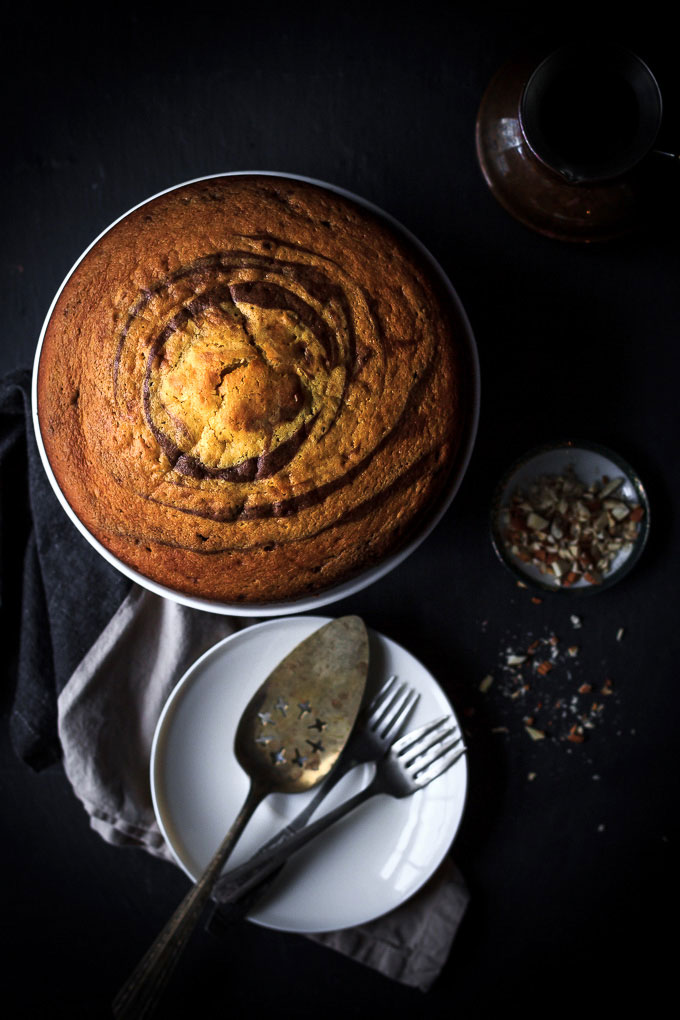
113 615 368 1019
235 614 369 794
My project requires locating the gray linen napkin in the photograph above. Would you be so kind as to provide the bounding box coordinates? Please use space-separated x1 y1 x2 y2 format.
57 585 469 991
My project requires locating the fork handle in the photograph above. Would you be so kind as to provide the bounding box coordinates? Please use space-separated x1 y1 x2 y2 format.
213 775 383 905
283 750 359 834
205 754 363 924
113 783 264 1019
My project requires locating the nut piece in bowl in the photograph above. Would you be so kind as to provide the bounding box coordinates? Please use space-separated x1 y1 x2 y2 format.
491 441 650 594
35 174 478 609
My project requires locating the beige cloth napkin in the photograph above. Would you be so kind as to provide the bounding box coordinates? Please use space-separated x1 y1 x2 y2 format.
57 585 469 991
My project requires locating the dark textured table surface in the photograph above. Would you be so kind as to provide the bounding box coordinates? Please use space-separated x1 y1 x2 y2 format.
2 9 678 1017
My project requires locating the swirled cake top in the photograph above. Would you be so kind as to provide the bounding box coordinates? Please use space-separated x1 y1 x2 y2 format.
37 176 465 602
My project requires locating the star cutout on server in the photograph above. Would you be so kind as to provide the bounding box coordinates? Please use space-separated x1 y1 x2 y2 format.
274 696 288 716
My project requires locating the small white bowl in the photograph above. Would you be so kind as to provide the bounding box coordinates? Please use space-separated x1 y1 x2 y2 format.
490 440 650 594
32 172 480 616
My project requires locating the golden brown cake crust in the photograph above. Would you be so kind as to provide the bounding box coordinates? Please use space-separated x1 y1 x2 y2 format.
37 176 470 603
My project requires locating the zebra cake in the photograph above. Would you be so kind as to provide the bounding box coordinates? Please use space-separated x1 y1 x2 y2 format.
37 175 469 603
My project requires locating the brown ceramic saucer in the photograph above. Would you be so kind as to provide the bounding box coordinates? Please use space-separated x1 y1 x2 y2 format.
475 58 642 242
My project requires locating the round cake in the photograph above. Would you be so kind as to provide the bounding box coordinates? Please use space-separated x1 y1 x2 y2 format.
37 175 472 603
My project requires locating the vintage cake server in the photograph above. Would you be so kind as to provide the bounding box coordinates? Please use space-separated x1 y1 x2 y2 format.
113 615 368 1019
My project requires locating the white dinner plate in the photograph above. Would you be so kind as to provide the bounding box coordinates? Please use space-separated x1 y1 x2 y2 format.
150 616 468 933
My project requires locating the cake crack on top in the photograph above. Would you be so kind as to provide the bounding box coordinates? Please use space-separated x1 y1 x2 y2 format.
38 175 468 603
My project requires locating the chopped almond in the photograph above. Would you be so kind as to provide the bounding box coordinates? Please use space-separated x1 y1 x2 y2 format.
501 468 643 586
567 725 585 743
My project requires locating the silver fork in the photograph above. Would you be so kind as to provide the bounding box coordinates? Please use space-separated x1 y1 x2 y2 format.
213 715 465 905
208 675 419 918
287 673 420 832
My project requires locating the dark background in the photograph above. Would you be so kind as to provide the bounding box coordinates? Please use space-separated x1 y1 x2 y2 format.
2 7 678 1017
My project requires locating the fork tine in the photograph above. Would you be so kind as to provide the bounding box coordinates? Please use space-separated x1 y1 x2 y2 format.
415 746 467 786
376 685 420 740
402 720 458 761
365 674 399 719
384 687 420 739
391 715 452 755
407 731 463 776
367 676 406 730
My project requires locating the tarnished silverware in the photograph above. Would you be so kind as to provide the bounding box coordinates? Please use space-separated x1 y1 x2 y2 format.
210 673 419 917
113 616 369 1019
214 716 465 906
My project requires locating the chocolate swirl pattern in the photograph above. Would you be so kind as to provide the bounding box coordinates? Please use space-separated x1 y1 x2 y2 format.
38 177 466 602
114 249 359 496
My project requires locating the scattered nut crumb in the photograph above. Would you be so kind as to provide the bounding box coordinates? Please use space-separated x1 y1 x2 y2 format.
527 772 537 781
616 627 625 641
483 623 620 747
570 615 582 629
